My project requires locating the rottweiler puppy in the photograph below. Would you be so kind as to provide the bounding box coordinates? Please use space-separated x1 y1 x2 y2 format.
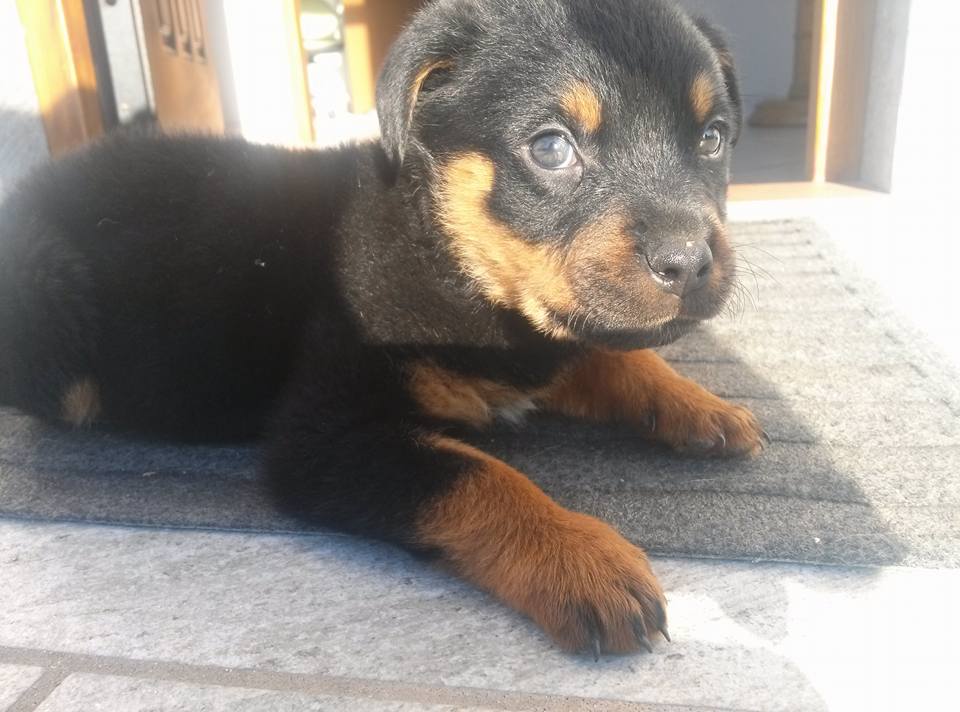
0 0 762 656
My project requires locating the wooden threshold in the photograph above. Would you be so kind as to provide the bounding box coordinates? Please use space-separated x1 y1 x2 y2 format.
807 0 878 184
729 181 882 203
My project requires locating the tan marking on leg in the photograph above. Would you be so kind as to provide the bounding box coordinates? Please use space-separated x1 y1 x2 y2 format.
542 349 763 457
560 81 603 134
418 435 666 653
408 361 539 427
690 71 717 124
61 377 101 428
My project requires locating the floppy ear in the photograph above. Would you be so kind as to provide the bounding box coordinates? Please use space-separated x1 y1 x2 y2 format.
375 7 464 170
692 17 743 143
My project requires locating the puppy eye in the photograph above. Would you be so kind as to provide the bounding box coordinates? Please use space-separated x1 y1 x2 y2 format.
699 123 724 157
530 133 579 170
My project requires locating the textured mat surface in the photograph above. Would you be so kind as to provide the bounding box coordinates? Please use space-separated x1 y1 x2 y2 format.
1 220 958 567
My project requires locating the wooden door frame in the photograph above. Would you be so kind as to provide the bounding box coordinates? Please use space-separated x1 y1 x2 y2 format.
21 0 882 198
19 0 315 152
732 0 881 202
16 0 105 158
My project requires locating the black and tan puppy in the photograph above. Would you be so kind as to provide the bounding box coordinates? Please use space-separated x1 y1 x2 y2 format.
0 0 762 655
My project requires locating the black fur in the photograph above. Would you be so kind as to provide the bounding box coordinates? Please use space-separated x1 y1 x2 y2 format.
0 0 742 630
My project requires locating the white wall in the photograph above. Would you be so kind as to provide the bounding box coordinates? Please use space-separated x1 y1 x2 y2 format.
0 0 49 197
676 0 798 116
888 0 959 201
765 0 960 363
859 0 911 192
210 0 310 145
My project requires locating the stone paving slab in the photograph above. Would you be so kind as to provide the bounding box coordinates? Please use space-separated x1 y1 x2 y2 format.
0 653 716 712
34 674 494 712
1 520 957 712
0 664 44 712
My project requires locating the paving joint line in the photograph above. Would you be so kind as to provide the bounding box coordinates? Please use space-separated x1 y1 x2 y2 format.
7 668 68 712
0 645 759 712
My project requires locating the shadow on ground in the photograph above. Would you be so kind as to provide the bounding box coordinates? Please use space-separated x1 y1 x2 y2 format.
0 321 911 567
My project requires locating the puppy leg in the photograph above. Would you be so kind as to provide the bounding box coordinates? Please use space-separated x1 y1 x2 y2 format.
544 349 763 456
266 409 667 655
0 222 100 425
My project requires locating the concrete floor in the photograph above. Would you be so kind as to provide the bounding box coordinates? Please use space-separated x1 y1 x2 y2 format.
731 126 807 184
2 520 959 712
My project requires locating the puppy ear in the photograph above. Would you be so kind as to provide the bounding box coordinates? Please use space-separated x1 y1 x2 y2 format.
376 8 462 170
692 17 743 143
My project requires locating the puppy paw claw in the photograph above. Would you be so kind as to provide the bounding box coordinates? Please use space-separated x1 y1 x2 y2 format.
518 513 667 658
648 390 763 459
632 618 654 653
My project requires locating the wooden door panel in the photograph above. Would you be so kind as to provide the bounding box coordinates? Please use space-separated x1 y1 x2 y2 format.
139 0 224 134
343 0 423 114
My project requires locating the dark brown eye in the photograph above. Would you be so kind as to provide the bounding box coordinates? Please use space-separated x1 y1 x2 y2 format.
530 133 579 170
699 123 724 157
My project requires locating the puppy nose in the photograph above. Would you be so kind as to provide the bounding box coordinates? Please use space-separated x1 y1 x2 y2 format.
646 240 714 297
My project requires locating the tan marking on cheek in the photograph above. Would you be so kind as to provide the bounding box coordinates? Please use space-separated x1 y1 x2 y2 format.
61 377 101 427
408 362 541 427
561 82 603 134
705 212 733 287
570 215 637 278
690 72 717 124
567 214 668 315
436 153 576 339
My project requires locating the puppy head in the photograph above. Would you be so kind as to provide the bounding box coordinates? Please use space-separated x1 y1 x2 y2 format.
377 0 742 348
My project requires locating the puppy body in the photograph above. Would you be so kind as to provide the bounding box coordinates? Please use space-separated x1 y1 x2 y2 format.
0 0 762 655
0 135 558 437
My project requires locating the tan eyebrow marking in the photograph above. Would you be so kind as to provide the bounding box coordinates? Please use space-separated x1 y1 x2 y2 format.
690 71 717 124
560 82 603 134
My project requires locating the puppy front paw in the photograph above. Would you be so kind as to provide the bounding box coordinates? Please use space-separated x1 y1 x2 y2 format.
649 382 764 457
516 513 669 657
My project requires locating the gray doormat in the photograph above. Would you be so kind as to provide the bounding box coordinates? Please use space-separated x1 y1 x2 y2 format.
1 220 958 567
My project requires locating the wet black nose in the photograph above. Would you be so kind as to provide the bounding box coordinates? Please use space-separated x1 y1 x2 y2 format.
646 240 714 297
